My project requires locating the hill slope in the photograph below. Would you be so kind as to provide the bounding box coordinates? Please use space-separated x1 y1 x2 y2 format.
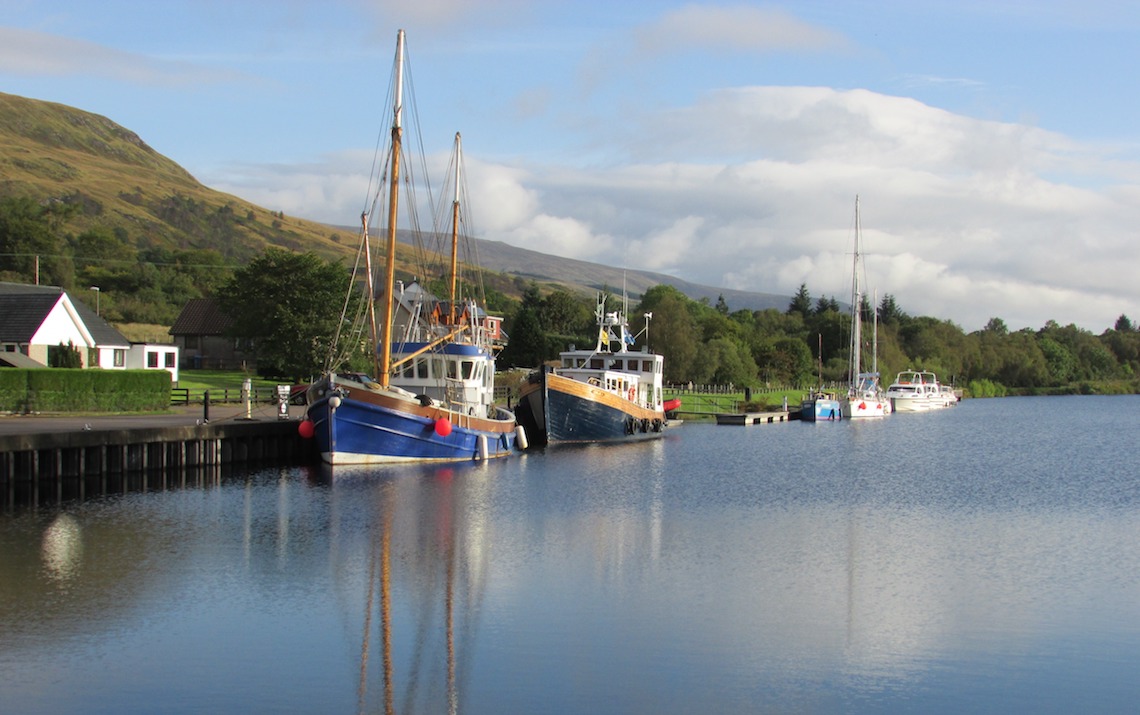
0 91 790 312
0 91 359 264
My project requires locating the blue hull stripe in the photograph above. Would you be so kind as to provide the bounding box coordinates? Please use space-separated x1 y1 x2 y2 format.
308 397 515 464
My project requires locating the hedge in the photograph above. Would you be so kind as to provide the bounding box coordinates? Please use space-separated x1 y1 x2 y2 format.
0 369 171 413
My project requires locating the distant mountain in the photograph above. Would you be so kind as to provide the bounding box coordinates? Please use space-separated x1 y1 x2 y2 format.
462 237 791 312
1 91 790 312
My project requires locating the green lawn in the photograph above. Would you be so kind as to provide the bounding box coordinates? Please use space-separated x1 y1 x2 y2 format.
175 369 287 391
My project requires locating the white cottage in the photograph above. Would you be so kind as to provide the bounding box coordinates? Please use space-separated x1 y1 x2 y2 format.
0 282 177 380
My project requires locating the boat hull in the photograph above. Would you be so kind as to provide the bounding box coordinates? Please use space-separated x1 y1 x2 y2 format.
306 381 517 465
841 395 891 418
888 395 938 413
516 370 667 446
801 398 842 422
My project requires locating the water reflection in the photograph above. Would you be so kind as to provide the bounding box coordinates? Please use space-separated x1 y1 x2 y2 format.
1 398 1140 713
319 461 495 715
41 513 83 582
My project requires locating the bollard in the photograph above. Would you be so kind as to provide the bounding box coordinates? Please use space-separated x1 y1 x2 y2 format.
242 378 252 420
203 390 210 424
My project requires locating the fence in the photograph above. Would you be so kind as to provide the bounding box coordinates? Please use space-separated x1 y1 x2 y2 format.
171 386 298 405
663 383 811 416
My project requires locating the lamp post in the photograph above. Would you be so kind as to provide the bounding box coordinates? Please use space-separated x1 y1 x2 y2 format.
90 286 100 316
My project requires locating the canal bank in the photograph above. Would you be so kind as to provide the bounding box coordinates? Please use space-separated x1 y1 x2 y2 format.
0 401 316 489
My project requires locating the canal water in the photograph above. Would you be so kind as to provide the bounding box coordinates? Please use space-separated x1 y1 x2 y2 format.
2 395 1138 714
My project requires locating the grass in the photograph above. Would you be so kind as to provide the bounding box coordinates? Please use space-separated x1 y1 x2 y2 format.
175 369 284 391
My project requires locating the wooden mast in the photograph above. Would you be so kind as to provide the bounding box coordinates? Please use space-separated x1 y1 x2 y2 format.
378 29 405 389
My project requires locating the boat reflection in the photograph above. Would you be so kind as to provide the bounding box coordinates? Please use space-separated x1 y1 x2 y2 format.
322 460 491 715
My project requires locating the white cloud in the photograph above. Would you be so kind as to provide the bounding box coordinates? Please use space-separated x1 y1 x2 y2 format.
211 82 1140 332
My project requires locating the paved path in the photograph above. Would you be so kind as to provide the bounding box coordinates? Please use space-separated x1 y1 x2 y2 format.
0 402 304 437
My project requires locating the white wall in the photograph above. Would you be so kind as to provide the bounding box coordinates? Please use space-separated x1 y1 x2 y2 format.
126 344 180 382
28 295 94 367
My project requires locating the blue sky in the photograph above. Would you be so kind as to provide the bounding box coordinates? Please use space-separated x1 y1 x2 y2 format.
3 0 1140 331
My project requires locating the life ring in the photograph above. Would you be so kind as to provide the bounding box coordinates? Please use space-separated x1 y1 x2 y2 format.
627 387 636 401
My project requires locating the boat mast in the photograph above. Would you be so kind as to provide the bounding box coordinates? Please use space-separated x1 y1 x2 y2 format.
378 29 405 389
449 132 461 326
849 195 862 388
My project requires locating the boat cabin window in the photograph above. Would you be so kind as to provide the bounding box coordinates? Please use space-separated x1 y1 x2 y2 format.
417 359 428 378
590 358 604 369
432 357 445 380
401 361 414 378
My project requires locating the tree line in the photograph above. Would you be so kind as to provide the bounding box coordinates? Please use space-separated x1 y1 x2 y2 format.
5 195 1138 396
0 195 234 324
498 281 1140 397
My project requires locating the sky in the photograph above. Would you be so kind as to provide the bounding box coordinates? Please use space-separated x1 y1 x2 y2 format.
3 0 1140 332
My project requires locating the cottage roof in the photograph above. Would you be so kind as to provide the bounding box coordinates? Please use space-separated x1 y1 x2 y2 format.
0 282 129 346
0 351 46 368
0 292 60 342
169 298 232 336
71 299 130 347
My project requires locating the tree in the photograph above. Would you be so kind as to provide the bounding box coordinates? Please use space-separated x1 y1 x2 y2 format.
216 248 357 382
539 289 592 336
982 317 1009 336
0 196 72 285
755 336 814 386
1115 314 1134 332
877 294 909 327
787 283 812 317
706 337 757 387
500 303 546 368
48 341 83 368
637 285 698 382
714 294 729 315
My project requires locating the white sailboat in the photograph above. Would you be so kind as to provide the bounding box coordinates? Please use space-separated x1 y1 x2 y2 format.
841 196 890 418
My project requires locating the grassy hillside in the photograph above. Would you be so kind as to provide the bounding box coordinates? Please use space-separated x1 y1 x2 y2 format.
0 91 790 322
0 91 385 266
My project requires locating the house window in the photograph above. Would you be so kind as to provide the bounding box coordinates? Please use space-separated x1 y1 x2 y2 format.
114 349 126 367
147 351 159 368
165 352 176 368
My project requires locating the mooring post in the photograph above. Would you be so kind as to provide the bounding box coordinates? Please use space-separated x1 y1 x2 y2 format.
203 390 210 424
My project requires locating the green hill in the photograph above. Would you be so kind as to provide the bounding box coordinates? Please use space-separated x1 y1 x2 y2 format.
0 91 352 263
0 91 790 326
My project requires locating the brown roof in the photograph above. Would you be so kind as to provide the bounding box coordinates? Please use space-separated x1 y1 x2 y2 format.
168 298 233 336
